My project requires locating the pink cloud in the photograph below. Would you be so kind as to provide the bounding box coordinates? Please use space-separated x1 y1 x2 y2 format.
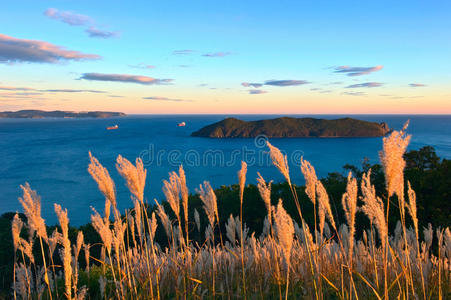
0 34 101 64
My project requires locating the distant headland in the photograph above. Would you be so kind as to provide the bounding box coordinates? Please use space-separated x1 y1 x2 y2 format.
0 110 126 119
191 117 391 138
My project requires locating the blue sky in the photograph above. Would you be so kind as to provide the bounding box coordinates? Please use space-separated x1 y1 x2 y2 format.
1 0 450 113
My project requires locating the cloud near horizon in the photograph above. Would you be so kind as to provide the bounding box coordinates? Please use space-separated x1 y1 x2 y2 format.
249 89 267 94
241 82 263 88
142 96 192 102
44 8 92 26
80 73 173 85
0 34 101 64
346 82 383 88
0 86 35 91
1 86 105 93
342 91 366 96
409 83 426 87
334 65 383 76
44 89 106 93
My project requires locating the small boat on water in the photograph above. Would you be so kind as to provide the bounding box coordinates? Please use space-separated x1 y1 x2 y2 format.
177 122 186 127
107 125 118 130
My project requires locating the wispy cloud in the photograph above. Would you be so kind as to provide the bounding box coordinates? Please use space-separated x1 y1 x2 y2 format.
129 63 156 69
241 79 310 88
334 65 383 76
409 83 426 87
108 95 124 98
202 52 231 57
342 91 367 96
142 96 192 102
0 86 35 91
249 89 267 94
0 85 105 94
264 80 310 86
241 82 263 88
85 27 119 39
44 89 106 93
44 8 92 26
80 73 173 85
0 92 48 100
44 8 118 39
345 82 383 88
0 92 43 97
0 34 101 64
173 49 195 55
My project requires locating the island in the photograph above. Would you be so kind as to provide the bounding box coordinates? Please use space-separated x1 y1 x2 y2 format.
191 117 391 138
0 110 126 119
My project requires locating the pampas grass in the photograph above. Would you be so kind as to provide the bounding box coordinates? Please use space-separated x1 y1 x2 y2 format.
54 204 72 300
10 125 451 300
116 155 147 203
342 172 358 263
88 152 117 209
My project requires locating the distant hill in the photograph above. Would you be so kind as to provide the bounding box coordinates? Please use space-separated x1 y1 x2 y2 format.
0 110 126 119
191 117 391 138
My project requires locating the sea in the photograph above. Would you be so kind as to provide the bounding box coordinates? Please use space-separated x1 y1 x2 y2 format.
1 114 450 225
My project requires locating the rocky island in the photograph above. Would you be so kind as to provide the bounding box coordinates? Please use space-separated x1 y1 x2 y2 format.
0 110 126 119
191 117 391 138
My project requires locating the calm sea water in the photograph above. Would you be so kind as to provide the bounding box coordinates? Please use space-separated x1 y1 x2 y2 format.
1 114 450 225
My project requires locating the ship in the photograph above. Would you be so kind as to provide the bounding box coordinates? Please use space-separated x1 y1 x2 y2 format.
107 125 118 130
177 122 186 127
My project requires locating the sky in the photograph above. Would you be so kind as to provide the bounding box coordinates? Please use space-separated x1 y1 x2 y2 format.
0 0 450 114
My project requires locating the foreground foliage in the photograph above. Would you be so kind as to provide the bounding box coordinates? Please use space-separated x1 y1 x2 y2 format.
7 124 451 299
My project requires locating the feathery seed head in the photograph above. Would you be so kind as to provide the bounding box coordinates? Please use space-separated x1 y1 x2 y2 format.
379 121 411 201
194 208 201 232
360 171 388 248
155 200 172 239
54 203 72 299
116 155 147 203
178 165 189 223
91 208 113 253
197 181 218 227
256 172 272 218
12 213 23 252
266 141 291 184
19 183 48 242
273 199 295 267
406 181 419 236
300 158 318 205
88 152 117 207
342 172 358 260
316 180 336 231
150 212 158 241
163 171 181 221
237 161 247 203
75 231 84 259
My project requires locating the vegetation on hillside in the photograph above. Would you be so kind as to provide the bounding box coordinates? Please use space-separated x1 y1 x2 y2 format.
191 117 391 138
